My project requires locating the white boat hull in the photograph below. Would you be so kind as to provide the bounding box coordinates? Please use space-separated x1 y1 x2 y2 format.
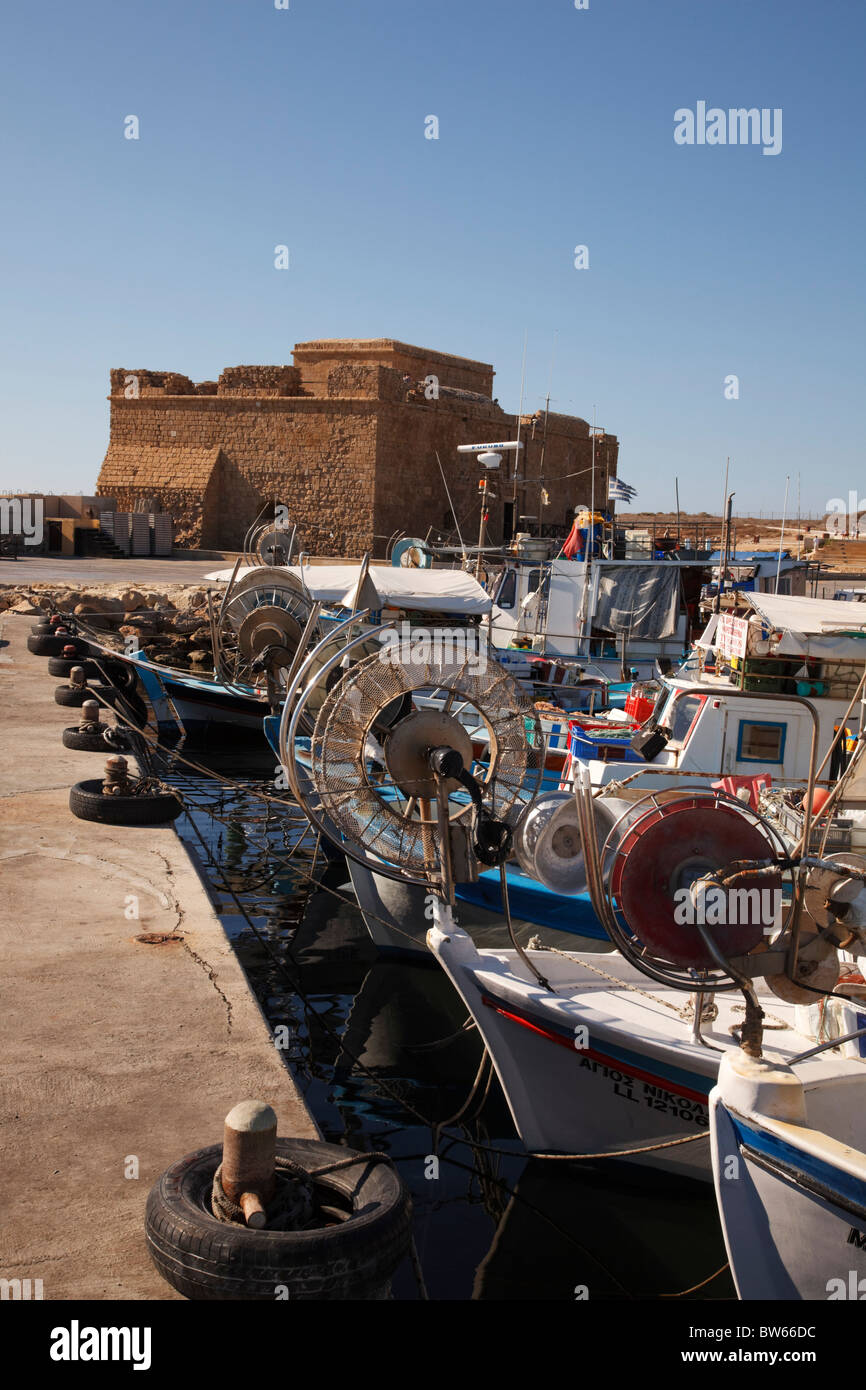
711 1049 866 1299
428 921 806 1181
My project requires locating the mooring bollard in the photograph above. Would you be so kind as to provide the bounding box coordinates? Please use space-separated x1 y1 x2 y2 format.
103 754 129 796
220 1101 277 1229
80 700 100 732
62 644 78 661
69 666 86 689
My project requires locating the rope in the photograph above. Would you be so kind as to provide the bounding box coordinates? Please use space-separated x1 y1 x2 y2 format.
526 1130 709 1161
211 1151 398 1230
658 1260 730 1298
537 943 696 1020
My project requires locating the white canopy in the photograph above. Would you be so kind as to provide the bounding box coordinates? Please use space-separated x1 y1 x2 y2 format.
746 592 866 659
204 563 493 615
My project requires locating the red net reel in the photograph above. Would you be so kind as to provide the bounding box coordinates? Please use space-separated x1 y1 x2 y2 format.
609 793 780 969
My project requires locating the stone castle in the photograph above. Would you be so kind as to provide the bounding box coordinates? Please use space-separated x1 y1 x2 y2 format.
96 339 618 554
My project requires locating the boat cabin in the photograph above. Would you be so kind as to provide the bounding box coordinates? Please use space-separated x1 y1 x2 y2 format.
585 592 866 792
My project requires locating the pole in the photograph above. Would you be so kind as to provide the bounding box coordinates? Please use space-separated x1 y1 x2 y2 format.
511 330 528 507
714 490 735 614
590 407 596 556
475 477 488 581
675 476 681 543
775 474 791 594
436 451 466 561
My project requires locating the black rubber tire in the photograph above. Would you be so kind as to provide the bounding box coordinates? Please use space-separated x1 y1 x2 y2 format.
31 621 52 634
27 634 85 657
48 657 104 679
55 683 115 708
69 778 183 825
61 725 119 752
145 1138 412 1301
94 658 139 691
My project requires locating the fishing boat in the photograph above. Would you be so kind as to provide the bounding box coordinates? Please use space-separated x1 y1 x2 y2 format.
582 591 866 795
709 1039 866 1299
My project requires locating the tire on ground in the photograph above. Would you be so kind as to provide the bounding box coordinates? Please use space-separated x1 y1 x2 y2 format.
61 726 117 752
55 683 115 708
145 1137 412 1300
48 657 104 679
68 778 183 825
27 634 86 657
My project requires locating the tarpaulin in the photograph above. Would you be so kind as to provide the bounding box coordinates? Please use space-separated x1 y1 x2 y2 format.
593 564 680 639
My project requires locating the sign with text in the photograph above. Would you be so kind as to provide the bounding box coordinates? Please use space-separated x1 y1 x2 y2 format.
718 614 749 659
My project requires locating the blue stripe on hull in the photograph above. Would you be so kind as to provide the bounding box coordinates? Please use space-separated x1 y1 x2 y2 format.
729 1115 866 1219
455 872 608 941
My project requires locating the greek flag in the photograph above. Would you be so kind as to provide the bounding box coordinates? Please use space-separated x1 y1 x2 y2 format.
609 478 637 502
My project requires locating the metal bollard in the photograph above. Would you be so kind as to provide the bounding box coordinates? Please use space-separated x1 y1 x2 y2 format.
103 755 129 796
62 644 78 660
69 666 86 689
220 1101 277 1229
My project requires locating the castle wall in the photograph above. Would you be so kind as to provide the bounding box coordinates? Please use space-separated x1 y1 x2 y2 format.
97 342 618 554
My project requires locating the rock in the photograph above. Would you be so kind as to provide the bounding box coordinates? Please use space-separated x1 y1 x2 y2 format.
6 600 42 615
173 588 208 612
121 612 161 633
167 615 206 635
188 649 210 663
74 597 122 615
142 591 175 611
120 589 148 612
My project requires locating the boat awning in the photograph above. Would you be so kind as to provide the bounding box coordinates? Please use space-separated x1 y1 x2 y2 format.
746 592 866 659
203 563 493 615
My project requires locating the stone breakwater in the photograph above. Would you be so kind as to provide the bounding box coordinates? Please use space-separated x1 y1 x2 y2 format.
0 582 215 671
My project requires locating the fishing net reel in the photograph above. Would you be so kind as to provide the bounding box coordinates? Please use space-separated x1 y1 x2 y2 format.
241 509 297 568
572 786 793 1000
577 781 866 1041
251 523 295 568
215 567 317 700
282 620 545 891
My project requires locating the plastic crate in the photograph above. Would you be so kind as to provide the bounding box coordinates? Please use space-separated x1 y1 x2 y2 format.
778 802 852 852
625 685 656 724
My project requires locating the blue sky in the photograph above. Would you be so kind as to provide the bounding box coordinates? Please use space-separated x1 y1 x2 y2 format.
1 0 863 518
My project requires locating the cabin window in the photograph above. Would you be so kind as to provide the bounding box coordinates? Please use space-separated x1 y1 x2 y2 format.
667 694 704 744
494 571 517 609
527 569 542 595
737 720 786 764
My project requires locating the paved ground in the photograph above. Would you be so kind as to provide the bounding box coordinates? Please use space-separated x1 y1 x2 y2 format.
0 556 240 586
0 617 317 1300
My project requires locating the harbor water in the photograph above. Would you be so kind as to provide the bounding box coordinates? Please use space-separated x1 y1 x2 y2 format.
167 749 735 1301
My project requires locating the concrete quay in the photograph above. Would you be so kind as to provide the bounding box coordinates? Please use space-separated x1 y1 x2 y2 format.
0 617 317 1300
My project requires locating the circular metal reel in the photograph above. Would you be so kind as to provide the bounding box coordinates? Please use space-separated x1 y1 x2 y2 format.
216 568 315 689
384 708 475 798
599 788 791 993
392 537 432 569
804 852 866 930
309 641 544 877
256 525 294 567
